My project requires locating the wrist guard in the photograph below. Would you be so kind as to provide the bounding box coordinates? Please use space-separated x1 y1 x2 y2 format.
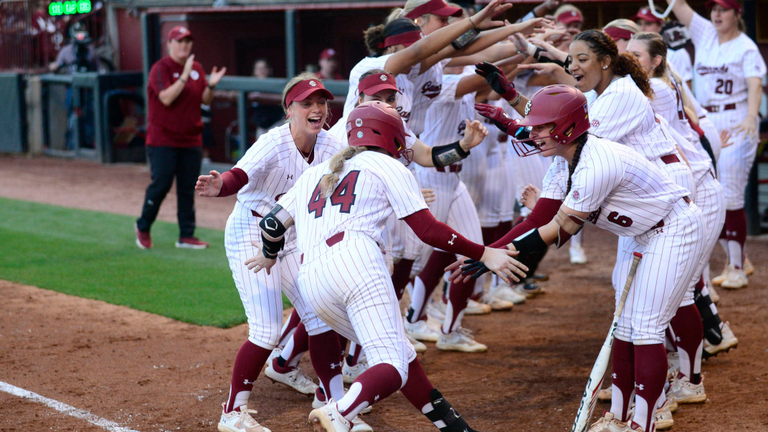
510 228 548 256
259 205 289 259
432 141 470 168
261 234 284 259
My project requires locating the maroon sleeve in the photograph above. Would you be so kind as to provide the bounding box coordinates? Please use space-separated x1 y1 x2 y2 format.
490 198 562 248
217 168 249 197
403 209 485 260
148 61 171 94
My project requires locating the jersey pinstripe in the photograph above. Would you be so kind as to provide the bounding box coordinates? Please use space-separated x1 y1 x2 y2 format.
341 55 418 123
278 150 428 259
667 48 693 83
233 124 344 248
540 136 688 237
408 59 450 136
588 75 677 161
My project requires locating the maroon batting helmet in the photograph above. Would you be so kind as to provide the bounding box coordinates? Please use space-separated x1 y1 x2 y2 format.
511 85 590 157
347 101 412 163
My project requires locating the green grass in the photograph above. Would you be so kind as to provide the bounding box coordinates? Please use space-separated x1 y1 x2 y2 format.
0 197 289 327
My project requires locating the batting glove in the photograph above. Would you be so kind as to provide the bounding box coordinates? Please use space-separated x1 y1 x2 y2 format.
475 103 517 134
475 61 518 102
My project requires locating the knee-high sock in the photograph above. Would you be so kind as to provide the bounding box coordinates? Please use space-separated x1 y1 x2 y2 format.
337 363 403 421
670 304 704 384
277 309 301 348
226 340 272 413
399 359 435 412
632 344 667 432
443 277 474 333
408 251 455 323
347 342 364 367
610 338 635 422
392 259 415 301
309 330 345 401
338 335 348 359
725 209 747 269
275 322 309 370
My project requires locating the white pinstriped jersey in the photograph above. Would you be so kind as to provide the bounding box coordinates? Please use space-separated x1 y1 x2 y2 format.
667 48 693 83
649 78 712 181
342 55 418 123
688 12 766 107
420 68 475 148
588 75 677 160
408 59 450 136
234 124 344 243
540 136 688 237
277 151 428 256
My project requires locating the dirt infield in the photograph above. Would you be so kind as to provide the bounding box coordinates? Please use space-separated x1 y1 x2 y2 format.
1 155 767 432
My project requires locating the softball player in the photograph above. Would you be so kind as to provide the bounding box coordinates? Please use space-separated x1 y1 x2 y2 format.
247 101 527 432
668 0 766 289
458 86 705 432
196 75 355 432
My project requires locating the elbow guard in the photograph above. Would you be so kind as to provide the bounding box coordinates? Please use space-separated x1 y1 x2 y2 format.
259 205 290 259
554 208 585 248
431 140 470 168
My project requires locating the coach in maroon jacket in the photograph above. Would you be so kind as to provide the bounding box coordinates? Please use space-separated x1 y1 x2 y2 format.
135 26 226 250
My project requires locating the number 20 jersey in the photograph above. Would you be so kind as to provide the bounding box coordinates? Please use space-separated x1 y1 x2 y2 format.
277 150 428 255
540 136 688 237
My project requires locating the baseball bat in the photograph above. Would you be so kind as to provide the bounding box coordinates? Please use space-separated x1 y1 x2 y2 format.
570 251 643 432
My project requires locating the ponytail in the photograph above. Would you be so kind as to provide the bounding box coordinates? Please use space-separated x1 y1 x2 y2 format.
386 7 406 24
319 146 367 198
566 133 589 195
364 25 387 56
615 53 653 98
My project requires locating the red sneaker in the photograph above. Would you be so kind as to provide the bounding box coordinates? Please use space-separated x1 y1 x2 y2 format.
176 237 209 249
135 224 152 249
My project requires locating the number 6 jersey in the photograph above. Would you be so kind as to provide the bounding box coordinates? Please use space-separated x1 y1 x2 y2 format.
277 150 428 255
540 136 689 237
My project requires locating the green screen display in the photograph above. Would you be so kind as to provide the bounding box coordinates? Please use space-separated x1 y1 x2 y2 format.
49 0 92 16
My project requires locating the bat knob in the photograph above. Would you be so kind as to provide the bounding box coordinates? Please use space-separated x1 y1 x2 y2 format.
633 252 643 258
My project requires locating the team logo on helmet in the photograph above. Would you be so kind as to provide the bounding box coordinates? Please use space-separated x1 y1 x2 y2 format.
309 80 317 87
357 131 363 138
524 100 533 117
380 74 387 81
355 118 363 127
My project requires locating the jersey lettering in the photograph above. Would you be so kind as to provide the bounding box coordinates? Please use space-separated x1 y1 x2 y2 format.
607 211 634 228
586 208 602 225
714 79 733 95
331 170 360 213
306 171 361 218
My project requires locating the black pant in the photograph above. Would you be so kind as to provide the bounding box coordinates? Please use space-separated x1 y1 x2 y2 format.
136 146 202 238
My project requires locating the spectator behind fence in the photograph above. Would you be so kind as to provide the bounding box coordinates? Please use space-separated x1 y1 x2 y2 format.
314 48 343 80
135 26 226 250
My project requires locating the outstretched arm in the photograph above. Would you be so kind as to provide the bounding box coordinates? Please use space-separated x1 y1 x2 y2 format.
667 0 694 28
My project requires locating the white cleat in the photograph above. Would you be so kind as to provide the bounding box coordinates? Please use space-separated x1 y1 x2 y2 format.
264 361 318 395
570 244 588 264
218 403 272 432
654 399 674 430
586 411 630 432
351 416 373 432
704 321 738 357
597 386 612 402
720 266 748 289
407 333 427 353
267 347 282 367
342 359 369 384
308 401 351 432
436 327 487 353
711 265 729 286
744 257 754 276
666 352 679 382
464 298 492 315
513 281 544 298
490 283 526 305
425 299 447 321
669 376 707 404
404 318 440 342
475 292 514 311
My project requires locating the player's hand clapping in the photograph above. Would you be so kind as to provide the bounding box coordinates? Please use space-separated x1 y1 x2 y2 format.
245 240 278 275
459 119 489 151
475 61 518 101
445 248 528 285
474 103 516 134
182 54 195 81
196 170 223 197
470 0 514 30
520 184 541 211
208 65 228 87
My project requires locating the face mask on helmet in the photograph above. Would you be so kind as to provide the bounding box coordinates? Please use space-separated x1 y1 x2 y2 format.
510 124 570 157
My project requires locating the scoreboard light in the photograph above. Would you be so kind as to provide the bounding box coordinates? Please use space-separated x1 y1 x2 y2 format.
49 0 92 16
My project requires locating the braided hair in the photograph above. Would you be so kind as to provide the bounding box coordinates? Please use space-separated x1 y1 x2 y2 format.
566 132 589 195
573 30 653 98
319 146 367 198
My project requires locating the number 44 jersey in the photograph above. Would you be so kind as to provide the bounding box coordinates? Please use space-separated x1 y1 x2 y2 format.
277 150 428 254
540 136 689 237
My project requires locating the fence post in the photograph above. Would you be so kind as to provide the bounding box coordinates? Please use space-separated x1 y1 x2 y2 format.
285 10 297 78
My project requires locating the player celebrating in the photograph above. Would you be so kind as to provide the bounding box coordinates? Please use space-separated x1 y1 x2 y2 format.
196 75 360 432
246 101 527 432
454 86 706 432
666 0 766 289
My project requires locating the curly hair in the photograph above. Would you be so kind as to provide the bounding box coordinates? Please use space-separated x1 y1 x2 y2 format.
573 30 653 98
